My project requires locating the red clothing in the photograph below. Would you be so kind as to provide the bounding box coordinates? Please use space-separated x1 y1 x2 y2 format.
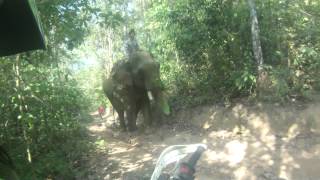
98 106 105 115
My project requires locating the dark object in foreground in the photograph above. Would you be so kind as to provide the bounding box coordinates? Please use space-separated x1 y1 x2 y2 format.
0 0 45 56
171 146 206 180
0 145 19 180
0 1 43 179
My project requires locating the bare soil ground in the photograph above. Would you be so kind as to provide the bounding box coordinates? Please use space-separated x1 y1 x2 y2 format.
84 101 320 180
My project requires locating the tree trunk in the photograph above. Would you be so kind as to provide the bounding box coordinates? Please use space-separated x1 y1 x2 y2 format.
14 55 32 164
247 0 266 95
106 28 114 75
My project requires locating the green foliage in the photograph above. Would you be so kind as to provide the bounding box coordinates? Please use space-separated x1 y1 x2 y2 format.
74 65 109 111
233 67 256 93
0 56 93 178
77 0 318 108
144 0 254 106
142 0 320 106
0 0 96 179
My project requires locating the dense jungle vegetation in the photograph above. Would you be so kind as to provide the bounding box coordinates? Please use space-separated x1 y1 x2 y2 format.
1 0 319 179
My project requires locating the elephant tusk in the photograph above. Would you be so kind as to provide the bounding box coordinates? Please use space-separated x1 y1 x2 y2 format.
147 91 154 101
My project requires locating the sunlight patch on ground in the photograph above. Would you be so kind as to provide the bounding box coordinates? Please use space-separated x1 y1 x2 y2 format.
202 140 247 166
279 150 300 179
109 146 134 155
88 123 107 132
87 102 320 180
287 123 300 139
224 140 247 166
234 166 250 180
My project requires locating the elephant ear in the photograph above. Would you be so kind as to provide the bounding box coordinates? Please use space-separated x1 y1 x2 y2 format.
157 92 170 115
113 61 133 86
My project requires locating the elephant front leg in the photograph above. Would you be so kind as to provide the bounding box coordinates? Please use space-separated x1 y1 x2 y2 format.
118 110 126 131
127 106 138 131
142 103 152 126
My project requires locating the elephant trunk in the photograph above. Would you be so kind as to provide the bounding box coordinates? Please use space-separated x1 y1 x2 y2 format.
147 89 170 115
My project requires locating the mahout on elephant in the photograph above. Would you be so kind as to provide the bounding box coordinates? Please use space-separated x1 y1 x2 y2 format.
103 50 170 131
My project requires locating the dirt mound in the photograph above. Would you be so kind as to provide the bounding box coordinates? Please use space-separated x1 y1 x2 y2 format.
85 102 320 180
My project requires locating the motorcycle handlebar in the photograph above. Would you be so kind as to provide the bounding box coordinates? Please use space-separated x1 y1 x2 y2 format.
151 144 207 180
187 146 206 168
172 146 206 180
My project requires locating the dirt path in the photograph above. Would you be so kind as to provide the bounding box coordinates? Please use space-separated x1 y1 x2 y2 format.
85 102 320 180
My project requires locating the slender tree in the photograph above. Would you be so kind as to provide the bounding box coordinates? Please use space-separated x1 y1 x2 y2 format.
247 0 266 94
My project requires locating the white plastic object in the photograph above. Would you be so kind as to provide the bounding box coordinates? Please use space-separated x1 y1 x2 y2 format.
150 144 207 180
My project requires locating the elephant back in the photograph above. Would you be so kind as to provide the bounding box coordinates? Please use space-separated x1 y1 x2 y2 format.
131 50 154 63
129 50 159 75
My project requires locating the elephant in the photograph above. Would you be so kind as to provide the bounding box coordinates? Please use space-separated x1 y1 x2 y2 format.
102 50 170 131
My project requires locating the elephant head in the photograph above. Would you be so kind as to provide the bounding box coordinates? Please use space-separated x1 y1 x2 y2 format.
130 51 170 116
